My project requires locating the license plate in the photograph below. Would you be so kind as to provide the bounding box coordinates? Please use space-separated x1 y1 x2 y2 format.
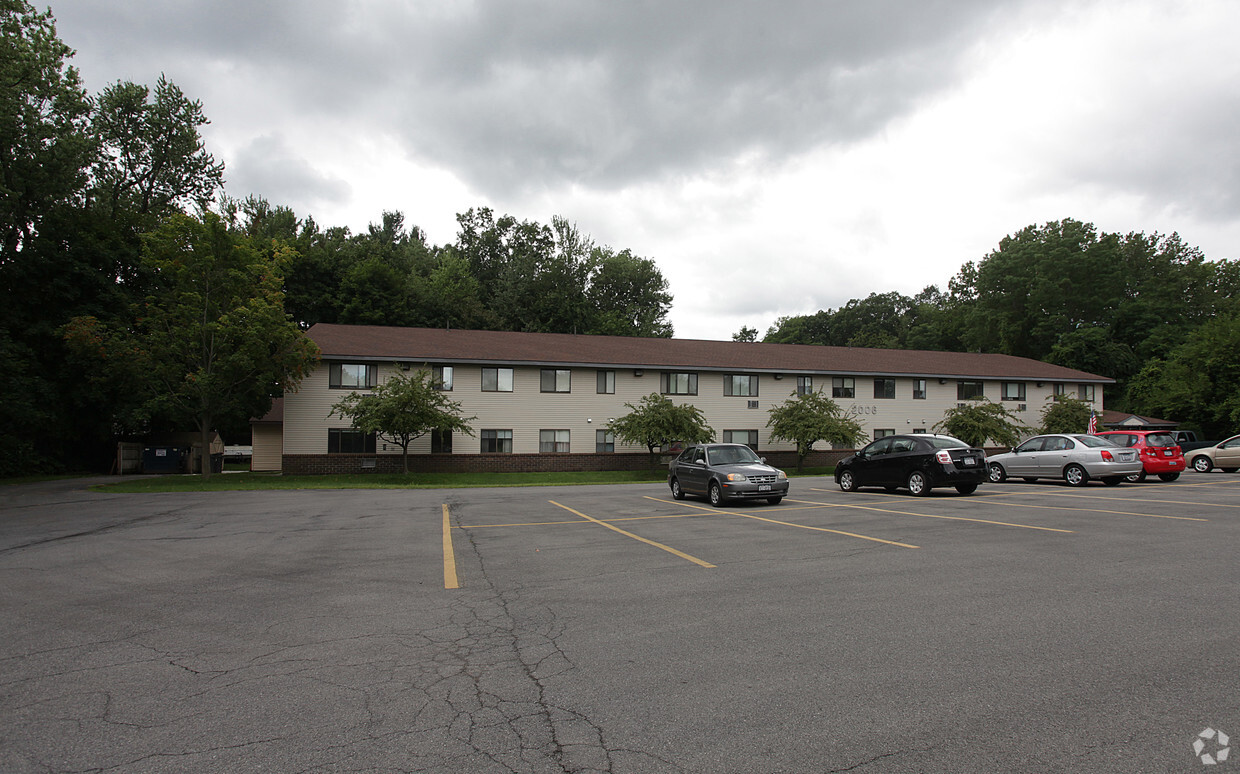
961 457 976 466
1163 451 1173 456
758 484 771 492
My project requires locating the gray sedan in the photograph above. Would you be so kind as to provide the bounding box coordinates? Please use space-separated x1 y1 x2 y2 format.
668 443 789 506
986 433 1142 487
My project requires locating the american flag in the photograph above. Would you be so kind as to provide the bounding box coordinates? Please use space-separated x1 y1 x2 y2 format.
1087 409 1097 434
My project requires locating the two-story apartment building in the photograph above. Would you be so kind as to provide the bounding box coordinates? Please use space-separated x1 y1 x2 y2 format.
254 323 1111 474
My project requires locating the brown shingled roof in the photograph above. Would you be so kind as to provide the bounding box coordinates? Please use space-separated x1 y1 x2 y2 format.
306 324 1113 383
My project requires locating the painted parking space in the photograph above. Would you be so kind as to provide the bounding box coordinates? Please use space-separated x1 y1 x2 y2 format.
439 473 1240 588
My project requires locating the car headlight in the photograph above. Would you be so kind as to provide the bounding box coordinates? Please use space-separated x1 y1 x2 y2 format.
725 473 748 482
777 470 787 479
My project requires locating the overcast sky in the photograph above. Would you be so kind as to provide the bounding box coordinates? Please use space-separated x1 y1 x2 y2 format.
48 0 1240 340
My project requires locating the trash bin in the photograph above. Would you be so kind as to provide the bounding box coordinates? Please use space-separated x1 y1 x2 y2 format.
211 452 224 473
142 446 183 474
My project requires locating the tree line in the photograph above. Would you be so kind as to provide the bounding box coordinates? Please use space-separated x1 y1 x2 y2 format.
760 219 1240 438
0 1 672 474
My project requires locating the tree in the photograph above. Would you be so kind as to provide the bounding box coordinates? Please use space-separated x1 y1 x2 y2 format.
0 0 94 257
330 370 475 473
732 325 758 342
607 393 714 467
90 74 224 218
584 247 673 337
933 398 1031 449
68 212 319 477
766 390 865 472
1040 394 1093 434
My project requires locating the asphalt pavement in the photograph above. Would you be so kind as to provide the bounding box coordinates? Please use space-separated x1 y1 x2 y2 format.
2 473 1238 773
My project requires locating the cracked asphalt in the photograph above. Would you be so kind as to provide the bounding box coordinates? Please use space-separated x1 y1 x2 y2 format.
2 474 1238 772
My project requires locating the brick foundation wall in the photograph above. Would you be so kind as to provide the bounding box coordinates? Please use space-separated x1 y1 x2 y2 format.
281 448 856 475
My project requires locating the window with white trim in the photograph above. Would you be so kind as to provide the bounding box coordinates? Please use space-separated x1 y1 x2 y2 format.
482 367 514 392
539 429 570 453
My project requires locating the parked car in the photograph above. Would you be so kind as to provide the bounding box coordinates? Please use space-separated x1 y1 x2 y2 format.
1185 434 1240 473
668 443 789 506
834 434 987 496
1171 430 1216 454
986 434 1142 487
1094 430 1184 482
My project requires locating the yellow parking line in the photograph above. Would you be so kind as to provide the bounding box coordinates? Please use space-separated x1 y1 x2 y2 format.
549 501 717 568
442 504 460 590
792 496 1075 533
643 496 920 548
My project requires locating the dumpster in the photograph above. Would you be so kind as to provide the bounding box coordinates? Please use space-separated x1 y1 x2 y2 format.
142 446 184 473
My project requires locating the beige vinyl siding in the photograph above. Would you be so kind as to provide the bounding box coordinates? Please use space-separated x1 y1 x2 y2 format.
250 425 283 471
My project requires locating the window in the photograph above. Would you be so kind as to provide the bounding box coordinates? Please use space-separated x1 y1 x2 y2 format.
874 429 896 440
661 371 698 395
328 428 376 453
481 430 513 453
957 380 985 400
1053 383 1067 397
597 370 615 394
912 379 927 400
796 376 813 395
329 363 377 389
724 374 758 397
873 378 896 399
723 430 758 450
482 367 514 392
540 368 571 393
1077 383 1096 402
431 429 452 453
832 377 855 398
596 430 615 453
539 429 570 453
1002 382 1026 401
913 428 927 434
432 365 453 391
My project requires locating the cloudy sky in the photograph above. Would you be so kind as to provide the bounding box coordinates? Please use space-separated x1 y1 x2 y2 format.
48 0 1240 340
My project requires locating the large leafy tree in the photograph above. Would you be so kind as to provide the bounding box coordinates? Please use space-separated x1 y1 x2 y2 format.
766 390 865 471
608 393 714 467
0 0 94 257
330 370 475 473
67 213 319 476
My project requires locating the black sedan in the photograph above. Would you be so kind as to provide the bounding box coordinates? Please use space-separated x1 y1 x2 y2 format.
834 434 987 496
668 443 789 506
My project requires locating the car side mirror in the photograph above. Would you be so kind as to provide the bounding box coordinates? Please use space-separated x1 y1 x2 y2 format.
760 456 767 463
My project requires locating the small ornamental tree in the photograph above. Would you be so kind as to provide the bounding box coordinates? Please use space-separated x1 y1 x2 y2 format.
933 397 1032 449
1040 394 1093 434
607 393 714 467
330 370 476 473
766 390 866 472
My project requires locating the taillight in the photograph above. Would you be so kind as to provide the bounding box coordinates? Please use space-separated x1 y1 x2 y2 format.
1101 449 1114 460
935 450 952 464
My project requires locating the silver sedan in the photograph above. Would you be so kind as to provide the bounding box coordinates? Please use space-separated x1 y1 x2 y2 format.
986 434 1142 487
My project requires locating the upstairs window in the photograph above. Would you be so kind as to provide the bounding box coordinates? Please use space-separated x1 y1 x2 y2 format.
597 370 615 394
796 376 813 395
482 367 514 392
724 374 758 397
1002 382 1026 401
912 379 927 400
432 365 453 391
329 363 378 389
540 368 571 393
1077 383 1096 402
832 377 855 399
661 372 698 395
873 378 896 399
957 381 985 400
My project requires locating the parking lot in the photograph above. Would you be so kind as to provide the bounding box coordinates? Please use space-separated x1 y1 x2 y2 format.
2 473 1239 773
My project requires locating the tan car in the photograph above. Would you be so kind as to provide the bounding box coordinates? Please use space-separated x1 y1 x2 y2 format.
1187 434 1240 473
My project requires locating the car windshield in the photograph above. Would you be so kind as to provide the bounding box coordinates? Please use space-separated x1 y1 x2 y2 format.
708 445 761 465
924 436 968 449
1146 433 1175 447
1074 435 1114 448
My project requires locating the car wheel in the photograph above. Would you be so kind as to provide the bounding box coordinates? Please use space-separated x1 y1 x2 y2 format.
1157 472 1180 482
708 480 724 507
838 470 857 492
767 496 783 505
988 463 1007 483
1126 470 1147 483
1192 456 1213 473
670 477 685 500
1103 476 1123 486
906 470 930 496
955 483 978 495
1064 464 1088 487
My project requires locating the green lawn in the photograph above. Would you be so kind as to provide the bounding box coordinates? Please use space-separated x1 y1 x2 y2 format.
87 466 834 493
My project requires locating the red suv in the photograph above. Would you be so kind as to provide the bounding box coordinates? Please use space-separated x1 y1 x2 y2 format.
1095 430 1184 482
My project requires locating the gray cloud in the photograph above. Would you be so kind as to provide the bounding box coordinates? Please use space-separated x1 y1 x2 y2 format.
227 135 352 215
